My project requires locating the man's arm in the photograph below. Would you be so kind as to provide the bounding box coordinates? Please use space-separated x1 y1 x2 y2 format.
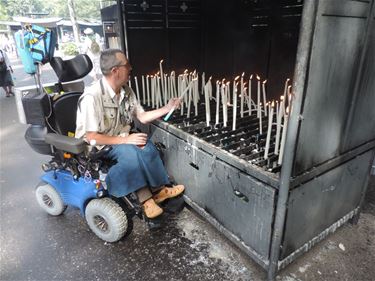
86 132 147 146
136 98 181 124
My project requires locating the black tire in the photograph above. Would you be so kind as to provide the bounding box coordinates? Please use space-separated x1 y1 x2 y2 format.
35 182 67 216
85 198 129 242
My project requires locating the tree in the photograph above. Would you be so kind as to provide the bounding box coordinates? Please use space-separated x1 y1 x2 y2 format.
67 0 80 44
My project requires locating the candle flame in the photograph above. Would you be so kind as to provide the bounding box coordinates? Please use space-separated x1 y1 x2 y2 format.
280 96 284 101
271 101 275 107
256 75 260 80
250 74 253 79
226 81 230 86
184 69 188 74
242 72 245 77
286 78 290 82
160 59 163 64
209 76 212 80
234 75 240 81
263 79 267 84
244 87 247 91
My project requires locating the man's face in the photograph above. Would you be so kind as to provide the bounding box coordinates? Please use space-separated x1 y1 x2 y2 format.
113 53 132 85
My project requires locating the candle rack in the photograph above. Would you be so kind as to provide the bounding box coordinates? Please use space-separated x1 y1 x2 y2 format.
118 0 375 280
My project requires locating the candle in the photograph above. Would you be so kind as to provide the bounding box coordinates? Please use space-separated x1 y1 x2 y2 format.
146 75 150 106
233 76 240 106
283 78 290 112
288 85 292 108
159 60 164 96
201 72 205 99
164 80 194 121
222 82 228 127
194 78 199 116
264 101 274 159
151 76 155 108
232 82 238 131
262 80 267 116
275 97 284 155
248 74 253 116
259 102 263 135
164 74 168 105
134 76 140 101
240 72 245 117
204 83 211 127
278 106 289 165
187 81 192 118
257 75 261 118
141 75 145 104
215 81 220 125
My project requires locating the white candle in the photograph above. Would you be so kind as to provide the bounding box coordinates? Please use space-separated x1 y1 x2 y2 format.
151 76 155 108
222 82 227 127
215 81 220 125
204 83 211 127
187 81 192 118
248 74 253 116
278 107 289 165
262 80 267 116
194 78 199 116
146 75 150 106
259 102 263 135
275 97 284 155
159 60 164 96
264 101 274 159
201 72 205 98
141 75 145 104
240 73 245 117
134 76 140 101
283 78 290 113
257 75 261 118
232 82 238 131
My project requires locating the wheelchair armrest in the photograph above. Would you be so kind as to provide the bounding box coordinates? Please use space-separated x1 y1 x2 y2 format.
89 145 112 160
45 133 86 154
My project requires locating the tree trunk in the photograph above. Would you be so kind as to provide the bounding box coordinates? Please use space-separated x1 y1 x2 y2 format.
67 0 80 45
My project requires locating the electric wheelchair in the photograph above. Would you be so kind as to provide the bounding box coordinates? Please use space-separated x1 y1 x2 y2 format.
24 54 184 242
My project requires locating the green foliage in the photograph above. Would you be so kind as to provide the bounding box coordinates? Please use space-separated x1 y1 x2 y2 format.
62 42 79 56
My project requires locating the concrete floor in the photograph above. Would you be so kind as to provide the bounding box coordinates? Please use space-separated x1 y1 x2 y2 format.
0 55 374 281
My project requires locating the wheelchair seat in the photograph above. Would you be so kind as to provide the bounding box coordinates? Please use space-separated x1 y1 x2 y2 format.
50 54 93 82
53 92 82 136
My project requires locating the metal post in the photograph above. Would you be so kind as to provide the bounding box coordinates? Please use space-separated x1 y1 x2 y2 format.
267 1 319 280
117 0 130 59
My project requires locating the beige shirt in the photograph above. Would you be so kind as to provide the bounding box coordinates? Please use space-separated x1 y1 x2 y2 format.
75 77 144 141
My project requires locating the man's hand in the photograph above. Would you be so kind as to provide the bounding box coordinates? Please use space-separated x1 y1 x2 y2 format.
122 133 148 146
166 98 181 111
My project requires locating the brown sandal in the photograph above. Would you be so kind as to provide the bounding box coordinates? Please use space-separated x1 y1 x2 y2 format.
143 198 163 218
153 185 185 204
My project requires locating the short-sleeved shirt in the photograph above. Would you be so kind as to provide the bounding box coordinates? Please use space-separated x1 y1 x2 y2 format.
75 77 144 142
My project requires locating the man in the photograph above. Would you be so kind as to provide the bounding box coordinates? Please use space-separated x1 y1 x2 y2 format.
0 48 14 97
75 49 184 219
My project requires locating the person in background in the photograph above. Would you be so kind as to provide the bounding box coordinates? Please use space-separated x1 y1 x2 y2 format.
75 49 185 219
0 48 14 98
83 28 102 81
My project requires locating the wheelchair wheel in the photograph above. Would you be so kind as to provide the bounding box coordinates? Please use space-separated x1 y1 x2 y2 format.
85 198 129 242
35 182 67 216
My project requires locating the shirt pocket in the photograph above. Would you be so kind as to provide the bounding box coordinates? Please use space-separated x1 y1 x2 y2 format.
103 107 117 129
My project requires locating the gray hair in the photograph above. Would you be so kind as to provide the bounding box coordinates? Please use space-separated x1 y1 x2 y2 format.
100 49 124 75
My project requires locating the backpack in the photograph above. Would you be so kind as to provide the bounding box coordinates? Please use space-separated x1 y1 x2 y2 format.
90 40 100 54
0 51 7 72
25 24 57 64
15 30 37 74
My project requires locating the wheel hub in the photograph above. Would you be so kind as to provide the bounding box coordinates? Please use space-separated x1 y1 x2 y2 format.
93 215 109 233
42 194 53 208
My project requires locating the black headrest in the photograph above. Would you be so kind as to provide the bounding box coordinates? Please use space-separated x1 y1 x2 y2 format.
50 54 93 82
53 92 82 136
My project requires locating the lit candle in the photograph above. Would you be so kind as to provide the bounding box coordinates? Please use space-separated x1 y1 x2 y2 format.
264 101 274 159
141 75 145 104
164 74 168 105
248 74 253 116
275 96 284 155
151 76 155 108
233 76 240 106
187 81 192 118
283 78 290 112
215 81 220 125
257 75 261 118
159 59 164 96
240 72 245 117
262 79 267 116
146 75 150 106
232 82 238 131
222 82 228 127
157 76 161 109
278 106 289 165
259 102 263 135
288 85 292 109
204 83 211 127
194 78 199 116
134 76 140 101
